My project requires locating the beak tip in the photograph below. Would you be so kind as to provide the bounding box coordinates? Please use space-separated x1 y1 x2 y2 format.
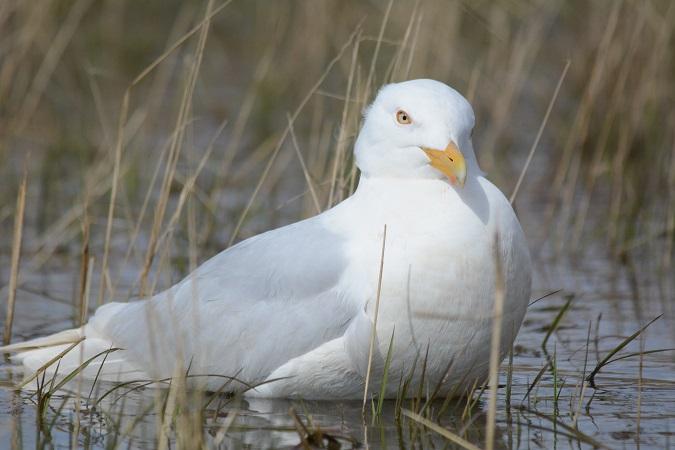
422 142 467 187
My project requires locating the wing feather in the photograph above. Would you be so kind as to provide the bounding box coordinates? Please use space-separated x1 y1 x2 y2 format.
90 216 358 386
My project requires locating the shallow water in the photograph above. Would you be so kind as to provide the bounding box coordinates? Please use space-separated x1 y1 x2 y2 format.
1 240 673 449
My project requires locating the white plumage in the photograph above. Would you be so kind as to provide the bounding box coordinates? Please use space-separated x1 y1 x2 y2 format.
2 79 531 399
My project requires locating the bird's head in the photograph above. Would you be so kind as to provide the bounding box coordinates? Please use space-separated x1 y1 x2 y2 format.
354 79 480 187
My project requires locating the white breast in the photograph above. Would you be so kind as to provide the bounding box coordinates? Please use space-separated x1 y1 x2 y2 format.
322 175 532 396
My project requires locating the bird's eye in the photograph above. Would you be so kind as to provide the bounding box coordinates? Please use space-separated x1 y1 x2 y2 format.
396 110 412 125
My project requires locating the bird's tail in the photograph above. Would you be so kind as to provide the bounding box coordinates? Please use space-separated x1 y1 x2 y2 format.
0 328 83 353
1 327 147 385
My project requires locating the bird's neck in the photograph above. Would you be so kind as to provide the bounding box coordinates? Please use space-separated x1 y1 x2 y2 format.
354 140 483 182
354 173 477 201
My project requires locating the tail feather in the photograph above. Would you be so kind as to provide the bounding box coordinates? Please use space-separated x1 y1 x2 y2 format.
0 328 83 352
2 328 149 385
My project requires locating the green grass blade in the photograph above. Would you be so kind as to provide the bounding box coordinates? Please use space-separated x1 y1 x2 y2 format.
586 314 662 388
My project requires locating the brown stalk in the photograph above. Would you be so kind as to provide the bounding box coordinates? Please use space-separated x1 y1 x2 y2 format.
479 10 546 173
363 0 393 97
12 0 93 134
327 30 361 208
97 92 128 306
402 409 481 450
546 1 622 236
362 224 387 414
510 59 570 205
389 2 419 83
76 209 90 325
140 0 214 295
486 232 505 450
403 12 423 79
227 23 363 247
3 168 27 345
155 120 225 248
289 407 312 450
569 5 648 247
287 114 321 214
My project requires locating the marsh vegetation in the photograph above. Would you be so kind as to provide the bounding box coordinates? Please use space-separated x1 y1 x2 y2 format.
1 0 674 448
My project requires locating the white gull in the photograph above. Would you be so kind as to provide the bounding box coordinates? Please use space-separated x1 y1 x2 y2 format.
2 79 532 399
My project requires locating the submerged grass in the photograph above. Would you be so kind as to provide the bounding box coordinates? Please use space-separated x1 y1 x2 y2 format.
0 0 673 448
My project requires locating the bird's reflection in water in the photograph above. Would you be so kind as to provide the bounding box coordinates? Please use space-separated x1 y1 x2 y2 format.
11 372 501 449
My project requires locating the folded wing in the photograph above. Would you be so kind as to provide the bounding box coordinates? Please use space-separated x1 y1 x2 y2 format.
92 216 359 387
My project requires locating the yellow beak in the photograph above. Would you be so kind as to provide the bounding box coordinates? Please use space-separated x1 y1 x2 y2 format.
421 141 467 187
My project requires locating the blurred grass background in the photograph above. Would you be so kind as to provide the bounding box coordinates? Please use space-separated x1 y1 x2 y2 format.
0 2 674 448
0 0 672 307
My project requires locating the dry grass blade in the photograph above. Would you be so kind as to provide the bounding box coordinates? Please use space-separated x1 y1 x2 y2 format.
12 0 93 133
3 167 27 345
130 0 233 87
486 232 505 450
76 211 91 325
586 314 663 388
364 0 393 96
27 149 132 269
97 92 127 306
212 409 238 446
375 328 396 418
140 0 214 294
287 114 321 214
363 224 387 414
289 407 311 450
80 256 94 326
510 59 570 204
402 409 481 450
228 23 363 246
155 119 226 246
327 30 361 208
